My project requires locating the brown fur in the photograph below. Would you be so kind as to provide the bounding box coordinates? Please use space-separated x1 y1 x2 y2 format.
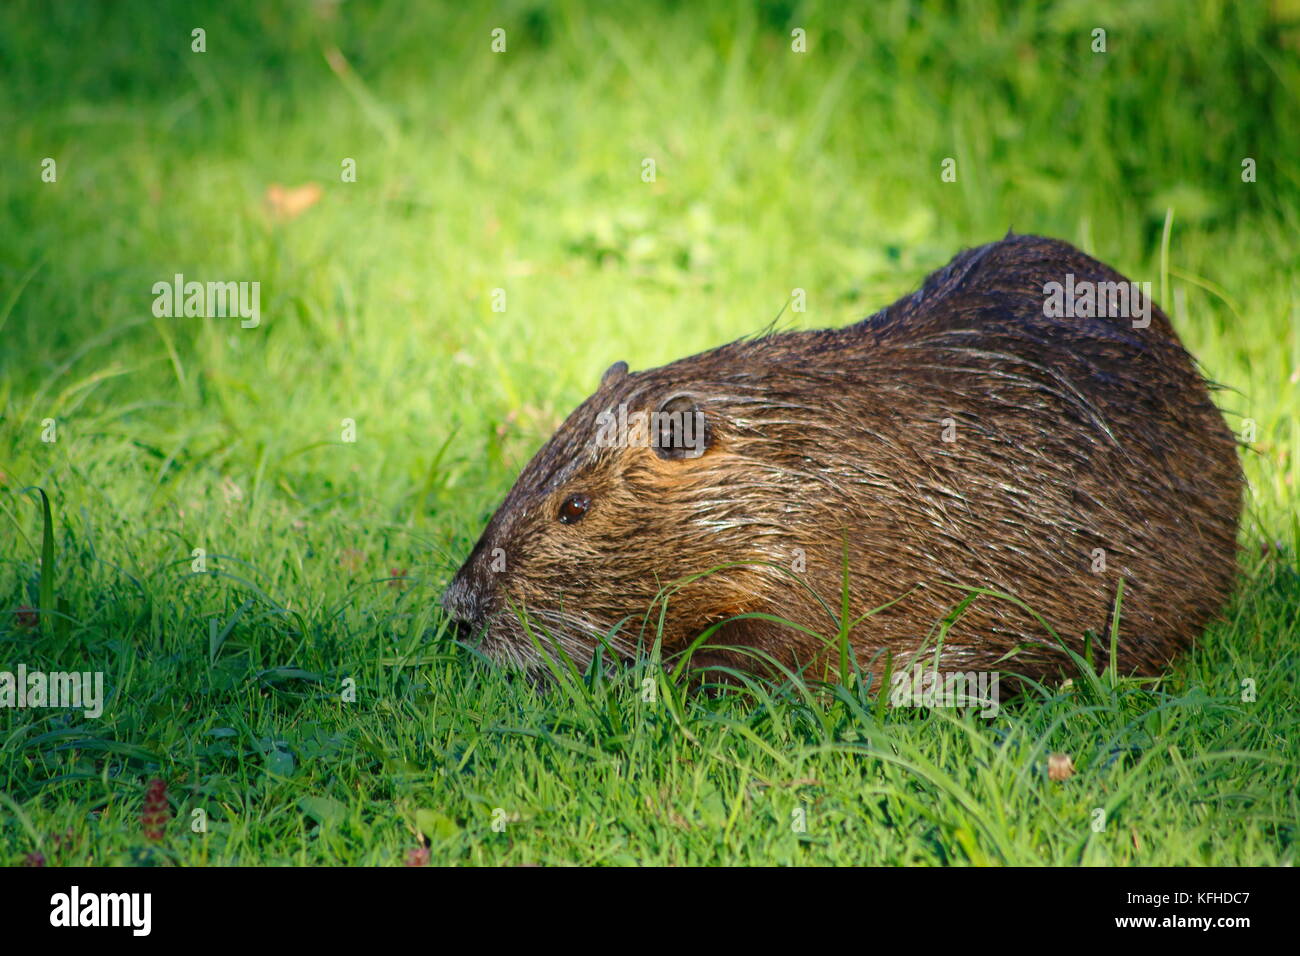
442 234 1242 683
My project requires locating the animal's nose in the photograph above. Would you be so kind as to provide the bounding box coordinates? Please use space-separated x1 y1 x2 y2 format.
440 575 484 626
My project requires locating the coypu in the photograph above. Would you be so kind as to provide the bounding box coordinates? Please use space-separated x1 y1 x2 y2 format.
442 233 1242 683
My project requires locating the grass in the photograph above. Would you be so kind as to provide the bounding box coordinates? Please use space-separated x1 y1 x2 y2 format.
0 0 1297 865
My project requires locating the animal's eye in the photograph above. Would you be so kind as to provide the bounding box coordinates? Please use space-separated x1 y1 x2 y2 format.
558 493 591 524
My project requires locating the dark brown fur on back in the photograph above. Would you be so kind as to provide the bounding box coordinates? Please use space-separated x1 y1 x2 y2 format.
443 234 1243 683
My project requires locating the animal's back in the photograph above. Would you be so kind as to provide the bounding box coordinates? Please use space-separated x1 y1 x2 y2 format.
795 234 1243 676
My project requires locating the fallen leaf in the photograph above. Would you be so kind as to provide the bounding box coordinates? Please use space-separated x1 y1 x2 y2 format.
265 182 323 222
404 846 431 867
1048 753 1075 781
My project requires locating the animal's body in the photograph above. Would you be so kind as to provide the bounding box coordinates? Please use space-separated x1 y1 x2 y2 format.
442 234 1242 682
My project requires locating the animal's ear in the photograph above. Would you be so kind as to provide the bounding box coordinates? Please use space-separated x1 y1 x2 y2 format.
653 392 712 460
601 360 629 387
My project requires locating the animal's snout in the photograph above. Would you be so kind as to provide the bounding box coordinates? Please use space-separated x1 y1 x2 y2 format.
440 572 486 627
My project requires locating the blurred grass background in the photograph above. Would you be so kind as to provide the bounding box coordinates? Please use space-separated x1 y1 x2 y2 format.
0 0 1297 865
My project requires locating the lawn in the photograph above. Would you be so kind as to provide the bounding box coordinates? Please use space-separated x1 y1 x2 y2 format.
1 0 1297 865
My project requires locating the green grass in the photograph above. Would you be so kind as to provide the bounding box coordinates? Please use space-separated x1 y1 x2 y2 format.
1 0 1297 865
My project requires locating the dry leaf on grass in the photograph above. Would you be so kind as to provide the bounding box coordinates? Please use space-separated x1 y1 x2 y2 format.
265 182 322 221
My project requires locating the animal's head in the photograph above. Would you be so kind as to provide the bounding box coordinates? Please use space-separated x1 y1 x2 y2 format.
440 342 845 672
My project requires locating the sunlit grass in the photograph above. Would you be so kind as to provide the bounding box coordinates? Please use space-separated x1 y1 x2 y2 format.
0 0 1296 865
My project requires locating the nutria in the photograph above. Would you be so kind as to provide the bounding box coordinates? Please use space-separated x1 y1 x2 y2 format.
442 233 1242 683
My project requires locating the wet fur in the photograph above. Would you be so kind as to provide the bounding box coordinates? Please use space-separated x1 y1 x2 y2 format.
443 233 1243 683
